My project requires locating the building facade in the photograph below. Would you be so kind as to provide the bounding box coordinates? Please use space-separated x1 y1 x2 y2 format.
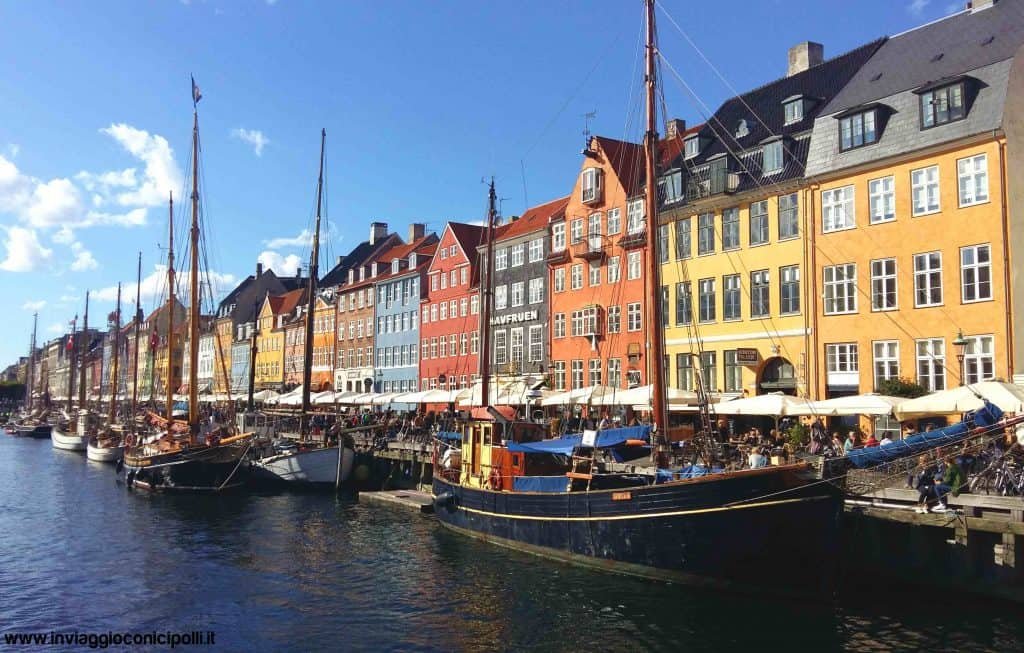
420 222 485 391
548 136 650 392
804 1 1024 400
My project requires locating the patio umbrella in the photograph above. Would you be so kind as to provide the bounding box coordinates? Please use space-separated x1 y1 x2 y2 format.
786 393 903 417
714 393 815 416
893 381 1024 420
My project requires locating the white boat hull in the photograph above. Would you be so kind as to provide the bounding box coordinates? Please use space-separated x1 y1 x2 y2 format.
86 441 124 463
252 446 355 486
52 427 88 451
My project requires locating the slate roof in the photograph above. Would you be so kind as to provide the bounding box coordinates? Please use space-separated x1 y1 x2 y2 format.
805 0 1024 177
595 136 646 197
319 232 403 288
494 196 569 242
661 38 884 198
822 0 1024 115
447 222 486 258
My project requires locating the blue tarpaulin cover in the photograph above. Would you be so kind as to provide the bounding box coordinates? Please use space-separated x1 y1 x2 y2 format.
846 401 1003 468
656 465 724 483
437 431 461 442
512 475 569 493
507 425 652 456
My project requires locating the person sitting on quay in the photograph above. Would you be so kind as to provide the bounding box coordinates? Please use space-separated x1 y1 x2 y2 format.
879 432 894 446
913 454 939 513
863 432 880 447
930 455 966 513
842 431 857 454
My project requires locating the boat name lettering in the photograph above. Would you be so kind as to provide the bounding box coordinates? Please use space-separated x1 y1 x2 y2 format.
611 491 633 501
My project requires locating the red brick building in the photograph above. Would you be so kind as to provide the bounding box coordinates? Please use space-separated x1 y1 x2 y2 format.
419 222 485 391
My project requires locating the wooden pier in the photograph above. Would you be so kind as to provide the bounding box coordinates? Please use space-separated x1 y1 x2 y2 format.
844 488 1024 602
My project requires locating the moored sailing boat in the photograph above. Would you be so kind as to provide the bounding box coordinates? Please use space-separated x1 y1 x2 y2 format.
251 129 355 488
13 313 52 439
52 307 88 451
432 1 841 596
121 81 252 492
87 285 126 462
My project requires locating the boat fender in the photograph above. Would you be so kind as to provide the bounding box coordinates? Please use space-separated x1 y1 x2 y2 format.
489 468 503 491
434 491 456 509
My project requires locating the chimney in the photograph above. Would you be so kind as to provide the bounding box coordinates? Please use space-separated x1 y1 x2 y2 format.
369 222 388 245
336 255 343 266
256 262 264 278
296 266 302 280
787 41 824 77
665 118 686 139
408 222 425 242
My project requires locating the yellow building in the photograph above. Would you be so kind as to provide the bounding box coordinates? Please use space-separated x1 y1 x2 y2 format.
254 295 284 391
804 5 1021 409
213 316 233 394
658 40 881 399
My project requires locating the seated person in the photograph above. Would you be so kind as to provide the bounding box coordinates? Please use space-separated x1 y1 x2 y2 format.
747 446 768 469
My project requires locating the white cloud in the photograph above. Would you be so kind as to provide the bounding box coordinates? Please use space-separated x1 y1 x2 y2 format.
231 128 269 156
264 228 313 249
70 247 98 271
0 226 53 272
96 124 183 207
908 0 930 15
257 250 302 277
22 299 46 311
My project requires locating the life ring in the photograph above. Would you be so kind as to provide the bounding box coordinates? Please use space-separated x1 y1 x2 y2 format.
489 468 503 491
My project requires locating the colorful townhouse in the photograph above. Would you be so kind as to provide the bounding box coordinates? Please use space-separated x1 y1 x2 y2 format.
310 290 337 392
483 196 568 387
254 288 304 391
420 222 485 391
804 0 1024 408
657 39 881 398
282 302 307 390
373 226 437 399
145 299 186 399
334 224 406 393
548 135 651 391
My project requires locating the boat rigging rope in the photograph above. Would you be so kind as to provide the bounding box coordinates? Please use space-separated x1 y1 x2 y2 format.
217 439 253 492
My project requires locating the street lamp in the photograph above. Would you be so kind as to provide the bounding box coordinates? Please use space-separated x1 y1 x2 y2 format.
952 330 968 386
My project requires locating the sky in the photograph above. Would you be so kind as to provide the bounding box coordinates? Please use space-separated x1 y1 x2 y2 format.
0 0 967 366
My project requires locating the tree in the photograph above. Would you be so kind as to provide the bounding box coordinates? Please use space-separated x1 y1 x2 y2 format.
877 377 928 398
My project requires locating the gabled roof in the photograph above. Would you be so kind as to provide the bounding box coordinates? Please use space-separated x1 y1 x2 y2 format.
669 38 884 171
447 222 486 257
377 234 438 264
494 196 569 242
319 233 403 288
823 0 1024 115
593 136 645 197
275 288 306 317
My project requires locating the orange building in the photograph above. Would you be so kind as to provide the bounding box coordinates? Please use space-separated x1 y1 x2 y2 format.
548 136 651 392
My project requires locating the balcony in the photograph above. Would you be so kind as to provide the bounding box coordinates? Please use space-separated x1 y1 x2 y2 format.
572 234 604 261
545 247 570 266
618 229 647 249
686 165 739 202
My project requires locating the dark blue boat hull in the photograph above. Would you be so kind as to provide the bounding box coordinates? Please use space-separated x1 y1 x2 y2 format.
433 466 842 596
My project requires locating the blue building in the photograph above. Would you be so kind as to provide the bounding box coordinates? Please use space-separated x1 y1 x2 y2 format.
373 228 436 408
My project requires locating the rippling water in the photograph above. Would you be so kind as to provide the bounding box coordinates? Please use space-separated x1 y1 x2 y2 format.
1 435 1022 652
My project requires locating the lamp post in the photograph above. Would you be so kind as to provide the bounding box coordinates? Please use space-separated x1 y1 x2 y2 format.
952 330 968 386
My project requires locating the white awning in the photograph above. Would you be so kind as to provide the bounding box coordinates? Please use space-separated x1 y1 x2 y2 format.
893 381 1024 420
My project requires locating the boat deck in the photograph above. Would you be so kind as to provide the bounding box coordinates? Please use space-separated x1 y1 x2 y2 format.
359 489 434 514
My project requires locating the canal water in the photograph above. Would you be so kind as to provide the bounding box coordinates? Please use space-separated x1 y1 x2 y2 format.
1 435 1022 652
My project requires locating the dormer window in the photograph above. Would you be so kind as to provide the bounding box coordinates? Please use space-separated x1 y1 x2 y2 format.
658 170 683 205
735 119 749 138
783 97 804 125
762 140 784 175
581 167 602 204
918 81 965 129
408 252 417 267
391 259 400 274
684 135 700 159
348 269 355 284
838 108 877 152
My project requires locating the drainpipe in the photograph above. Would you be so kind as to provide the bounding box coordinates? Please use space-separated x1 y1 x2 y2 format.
805 183 820 400
998 135 1014 380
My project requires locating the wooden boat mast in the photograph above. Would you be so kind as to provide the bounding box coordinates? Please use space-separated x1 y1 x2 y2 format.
66 314 77 415
109 284 121 427
130 252 141 424
301 128 326 431
643 0 669 438
478 179 498 411
78 293 89 412
188 107 200 433
165 192 176 422
26 313 36 412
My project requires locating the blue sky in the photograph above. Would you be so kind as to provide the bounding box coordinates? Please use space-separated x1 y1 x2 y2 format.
0 0 964 366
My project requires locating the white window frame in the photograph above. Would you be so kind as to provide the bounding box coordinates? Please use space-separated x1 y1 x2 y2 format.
749 200 769 246
528 278 544 304
607 305 620 334
494 330 507 365
911 165 940 216
873 340 899 391
554 267 566 292
528 325 543 362
957 154 989 208
627 302 642 332
510 327 524 363
552 223 566 252
627 199 644 235
510 281 525 308
588 260 601 287
528 238 544 262
822 185 855 232
494 248 508 270
916 338 946 391
870 258 897 312
627 251 642 280
913 251 943 308
554 313 566 339
607 207 622 234
570 264 583 290
607 256 621 284
823 263 857 315
960 244 992 303
868 175 895 224
495 284 508 310
963 335 995 385
510 244 525 267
